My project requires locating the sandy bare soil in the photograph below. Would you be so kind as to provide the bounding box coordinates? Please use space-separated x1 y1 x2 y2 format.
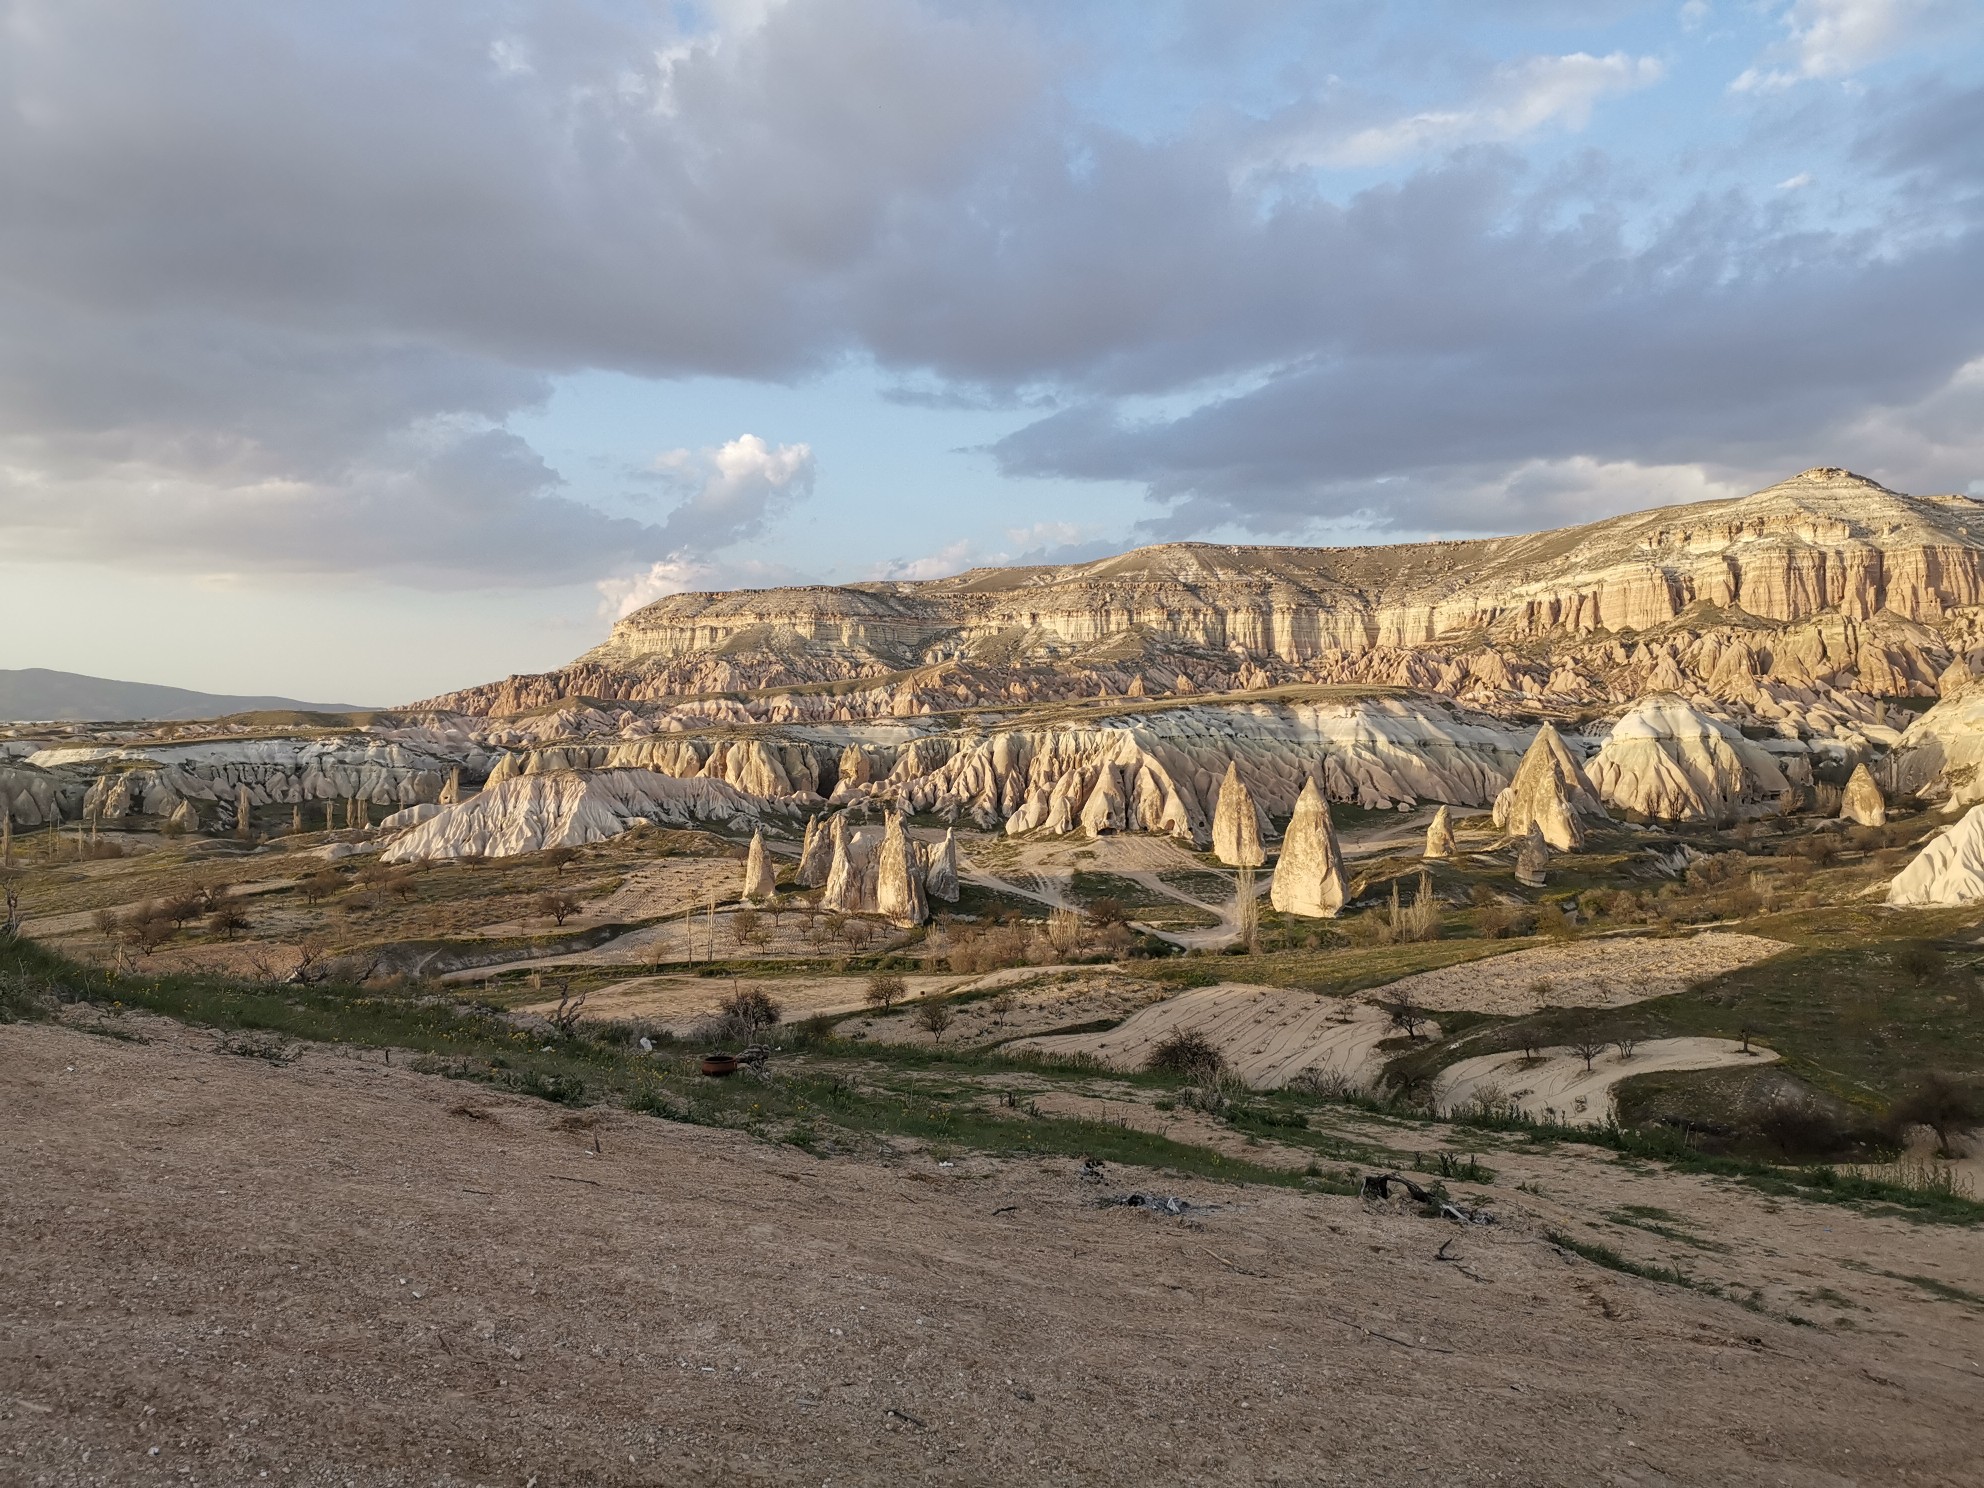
1012 983 1430 1090
4 1018 1982 1487
518 970 959 1033
1375 931 1790 1015
835 969 1174 1049
1436 1037 1783 1125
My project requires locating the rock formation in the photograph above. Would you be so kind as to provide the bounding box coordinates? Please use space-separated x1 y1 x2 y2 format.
743 830 778 902
169 799 198 832
439 767 462 805
1269 779 1347 918
1424 804 1456 858
234 782 252 839
1841 763 1886 827
379 770 791 863
1886 686 1984 809
925 827 960 902
874 814 928 928
1211 762 1265 866
1887 806 1984 906
1492 724 1600 850
1515 825 1550 888
1586 696 1795 822
820 814 860 912
795 814 833 886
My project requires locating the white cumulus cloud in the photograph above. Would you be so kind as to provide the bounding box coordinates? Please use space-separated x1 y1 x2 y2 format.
1731 0 1967 92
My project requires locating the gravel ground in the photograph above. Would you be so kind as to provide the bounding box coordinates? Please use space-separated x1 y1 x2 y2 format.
3 1016 1980 1487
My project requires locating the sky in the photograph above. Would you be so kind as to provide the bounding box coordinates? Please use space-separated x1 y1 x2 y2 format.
0 0 1980 704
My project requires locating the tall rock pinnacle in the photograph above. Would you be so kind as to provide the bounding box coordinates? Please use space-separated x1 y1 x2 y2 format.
1212 762 1265 867
1269 779 1347 918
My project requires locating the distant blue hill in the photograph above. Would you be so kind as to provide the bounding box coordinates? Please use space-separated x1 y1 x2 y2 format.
0 668 372 723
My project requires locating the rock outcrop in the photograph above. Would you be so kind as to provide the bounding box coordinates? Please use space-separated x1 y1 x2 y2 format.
925 828 960 903
875 814 928 928
1887 806 1984 906
1841 763 1886 827
820 815 860 913
379 770 789 863
1515 825 1550 888
1586 697 1795 822
743 830 778 902
1269 780 1347 918
1211 763 1266 867
795 814 833 886
1492 724 1601 850
1424 804 1456 858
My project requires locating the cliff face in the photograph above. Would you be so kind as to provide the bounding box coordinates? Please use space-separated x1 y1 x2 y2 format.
426 469 1984 721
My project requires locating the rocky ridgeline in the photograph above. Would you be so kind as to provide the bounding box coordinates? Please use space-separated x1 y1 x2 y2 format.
422 471 1984 740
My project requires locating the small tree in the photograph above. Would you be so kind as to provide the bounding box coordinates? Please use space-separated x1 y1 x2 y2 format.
733 907 770 950
1387 987 1428 1041
865 970 907 1012
547 984 590 1036
384 869 419 904
1888 1071 1980 1157
718 986 782 1039
543 846 580 876
535 890 581 927
206 902 249 941
1570 1032 1608 1073
1046 906 1084 957
990 988 1018 1025
161 892 206 925
916 1000 955 1043
122 910 175 956
1526 978 1554 1010
1896 942 1947 986
1615 1035 1639 1062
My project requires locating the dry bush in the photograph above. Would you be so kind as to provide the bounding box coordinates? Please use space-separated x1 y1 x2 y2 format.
1046 906 1084 957
1895 941 1947 985
1887 1072 1980 1157
717 985 782 1037
1145 1027 1225 1082
915 1000 956 1043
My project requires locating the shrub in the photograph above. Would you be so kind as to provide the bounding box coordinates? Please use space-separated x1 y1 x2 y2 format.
1887 1072 1981 1157
1145 1027 1225 1082
718 986 782 1037
865 970 907 1011
534 890 581 926
1895 941 1947 986
915 1000 956 1043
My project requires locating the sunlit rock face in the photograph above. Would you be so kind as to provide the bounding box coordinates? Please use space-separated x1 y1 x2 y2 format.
422 469 1984 724
1269 780 1346 919
1585 696 1796 822
1840 764 1886 827
1887 806 1984 907
1492 724 1604 850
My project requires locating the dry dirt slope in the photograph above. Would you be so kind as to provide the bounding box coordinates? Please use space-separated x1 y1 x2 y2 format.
2 1020 1979 1487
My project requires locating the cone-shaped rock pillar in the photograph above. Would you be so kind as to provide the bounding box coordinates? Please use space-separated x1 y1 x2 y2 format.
1841 763 1887 828
235 782 252 840
925 827 960 902
742 830 778 902
1515 824 1550 888
876 813 928 928
820 815 857 912
439 767 462 806
1493 723 1598 851
796 814 834 887
1269 780 1347 918
1424 804 1457 859
1212 762 1265 867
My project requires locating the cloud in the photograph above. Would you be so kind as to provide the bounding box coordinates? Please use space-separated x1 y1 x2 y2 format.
870 540 979 581
1777 170 1816 189
1731 0 1970 92
1303 53 1665 169
650 435 817 553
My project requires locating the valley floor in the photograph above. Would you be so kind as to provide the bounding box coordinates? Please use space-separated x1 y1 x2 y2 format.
3 1015 1981 1487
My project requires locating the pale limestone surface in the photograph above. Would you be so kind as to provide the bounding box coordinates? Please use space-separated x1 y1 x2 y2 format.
1211 761 1265 866
1887 805 1984 906
1491 723 1601 849
1424 803 1456 858
1268 779 1345 918
1841 762 1886 827
742 830 777 902
1586 695 1794 821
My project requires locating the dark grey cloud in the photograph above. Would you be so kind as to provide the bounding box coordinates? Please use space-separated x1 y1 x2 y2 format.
0 0 1979 577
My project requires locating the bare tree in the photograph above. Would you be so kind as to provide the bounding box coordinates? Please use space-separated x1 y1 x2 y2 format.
543 846 580 876
1615 1035 1639 1062
990 988 1018 1025
916 1000 956 1043
1571 1033 1608 1073
865 970 907 1012
547 984 590 1037
535 890 581 927
1387 986 1428 1040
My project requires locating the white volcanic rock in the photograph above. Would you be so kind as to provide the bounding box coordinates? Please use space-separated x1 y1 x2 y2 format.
1515 825 1551 888
795 814 833 886
1887 806 1984 906
380 769 785 863
1886 685 1984 809
1840 763 1886 827
1211 762 1265 867
1492 723 1602 849
1586 696 1793 822
1269 779 1346 918
0 765 62 827
820 815 864 913
925 827 960 902
169 799 198 832
743 830 778 901
875 814 928 927
380 803 442 831
1425 804 1456 859
60 735 477 820
439 768 462 805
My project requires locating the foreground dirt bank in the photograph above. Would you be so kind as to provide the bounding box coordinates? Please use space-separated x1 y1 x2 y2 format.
1 1019 1978 1487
